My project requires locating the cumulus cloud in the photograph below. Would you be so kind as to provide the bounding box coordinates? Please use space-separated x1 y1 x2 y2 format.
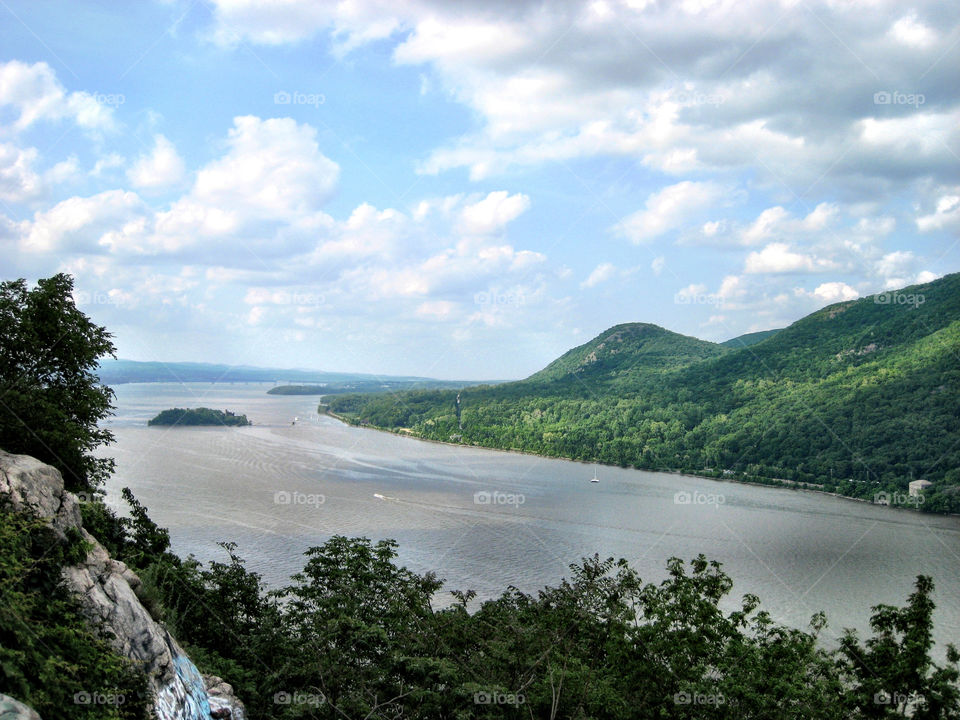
201 1 960 200
811 282 859 303
581 262 616 288
192 116 338 218
0 60 116 132
744 243 837 274
615 181 727 244
0 143 41 203
22 190 145 253
459 191 530 235
917 191 960 232
127 135 185 189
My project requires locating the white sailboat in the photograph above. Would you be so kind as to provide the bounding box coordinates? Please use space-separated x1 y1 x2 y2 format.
590 465 599 483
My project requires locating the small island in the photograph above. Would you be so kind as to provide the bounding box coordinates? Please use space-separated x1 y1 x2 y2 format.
147 407 251 426
266 385 327 395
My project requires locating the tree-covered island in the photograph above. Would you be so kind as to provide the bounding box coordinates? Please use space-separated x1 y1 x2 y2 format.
147 407 251 426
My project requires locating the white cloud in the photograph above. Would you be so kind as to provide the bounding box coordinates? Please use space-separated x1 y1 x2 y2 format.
209 1 401 49
23 190 144 253
888 13 936 48
744 243 836 274
192 116 338 219
675 283 707 300
811 281 859 303
581 262 616 288
0 143 41 203
874 250 915 279
204 0 960 206
416 300 456 318
615 181 726 244
651 255 665 275
459 191 530 235
741 206 790 245
917 191 960 232
45 156 80 185
128 135 185 189
92 154 125 177
246 305 266 325
717 274 744 301
0 60 115 132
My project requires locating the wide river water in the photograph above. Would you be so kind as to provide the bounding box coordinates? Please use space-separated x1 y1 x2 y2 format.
101 382 960 655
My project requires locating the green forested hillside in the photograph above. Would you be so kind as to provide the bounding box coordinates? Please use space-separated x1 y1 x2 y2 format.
527 323 727 384
720 329 781 348
327 274 960 513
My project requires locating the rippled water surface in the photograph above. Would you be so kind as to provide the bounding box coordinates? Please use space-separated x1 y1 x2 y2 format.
102 382 960 654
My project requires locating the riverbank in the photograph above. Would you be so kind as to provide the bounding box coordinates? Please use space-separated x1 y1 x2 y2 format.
320 406 947 516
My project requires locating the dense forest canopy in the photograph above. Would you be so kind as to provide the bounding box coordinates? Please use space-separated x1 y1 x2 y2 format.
327 273 960 513
147 408 252 426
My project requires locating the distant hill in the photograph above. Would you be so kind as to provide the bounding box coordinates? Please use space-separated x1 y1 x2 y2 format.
96 359 476 389
268 378 469 395
527 322 727 385
328 273 960 513
720 329 781 348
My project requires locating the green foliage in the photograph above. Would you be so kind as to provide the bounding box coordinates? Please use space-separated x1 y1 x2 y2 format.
840 576 960 718
0 501 151 720
328 273 960 511
266 385 328 395
0 274 116 492
116 523 959 720
720 329 782 348
527 322 728 384
147 407 251 426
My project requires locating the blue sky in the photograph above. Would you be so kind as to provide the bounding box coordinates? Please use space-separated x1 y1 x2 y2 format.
1 0 958 379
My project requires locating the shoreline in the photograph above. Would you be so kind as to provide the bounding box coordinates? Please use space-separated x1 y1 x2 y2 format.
319 407 950 517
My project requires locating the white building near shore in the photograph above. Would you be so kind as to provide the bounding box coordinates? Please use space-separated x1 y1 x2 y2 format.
909 479 933 497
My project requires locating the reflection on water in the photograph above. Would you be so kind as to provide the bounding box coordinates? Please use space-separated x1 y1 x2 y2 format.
101 383 960 655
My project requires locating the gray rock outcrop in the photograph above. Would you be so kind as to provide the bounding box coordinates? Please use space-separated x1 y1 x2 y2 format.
0 450 246 720
0 694 41 720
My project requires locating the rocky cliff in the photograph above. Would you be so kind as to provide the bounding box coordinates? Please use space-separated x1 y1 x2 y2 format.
0 450 246 720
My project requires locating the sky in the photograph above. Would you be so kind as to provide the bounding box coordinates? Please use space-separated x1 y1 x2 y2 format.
1 0 958 380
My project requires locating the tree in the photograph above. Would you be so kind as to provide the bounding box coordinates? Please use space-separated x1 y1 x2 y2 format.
840 576 960 719
0 274 116 492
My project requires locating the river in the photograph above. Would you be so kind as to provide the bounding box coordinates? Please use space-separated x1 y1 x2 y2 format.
100 382 960 656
